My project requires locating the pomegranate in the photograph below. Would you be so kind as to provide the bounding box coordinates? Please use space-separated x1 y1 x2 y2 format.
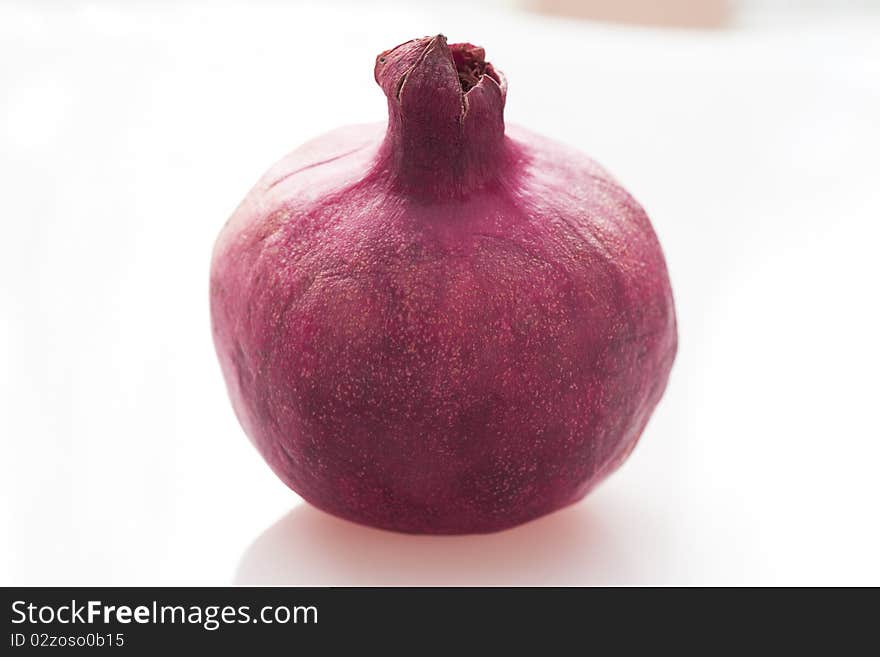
211 35 677 534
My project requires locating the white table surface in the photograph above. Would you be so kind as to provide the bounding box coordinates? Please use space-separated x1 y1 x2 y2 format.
2 1 879 585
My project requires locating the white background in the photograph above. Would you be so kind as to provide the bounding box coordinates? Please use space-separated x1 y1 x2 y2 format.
2 1 879 585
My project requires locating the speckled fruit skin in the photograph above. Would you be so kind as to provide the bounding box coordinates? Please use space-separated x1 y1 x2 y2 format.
210 35 677 534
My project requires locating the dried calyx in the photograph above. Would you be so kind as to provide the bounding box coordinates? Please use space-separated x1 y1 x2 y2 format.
373 35 509 197
450 42 499 92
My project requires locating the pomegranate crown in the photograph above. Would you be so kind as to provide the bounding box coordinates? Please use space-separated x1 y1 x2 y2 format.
372 35 510 198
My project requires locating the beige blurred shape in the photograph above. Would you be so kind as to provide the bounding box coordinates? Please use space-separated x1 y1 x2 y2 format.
528 0 731 28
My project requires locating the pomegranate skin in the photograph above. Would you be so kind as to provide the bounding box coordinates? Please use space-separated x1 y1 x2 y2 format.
211 36 676 534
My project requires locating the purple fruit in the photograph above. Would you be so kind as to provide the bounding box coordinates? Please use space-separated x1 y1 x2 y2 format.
211 35 677 533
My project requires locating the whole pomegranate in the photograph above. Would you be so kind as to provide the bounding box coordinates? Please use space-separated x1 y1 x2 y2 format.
211 35 676 534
